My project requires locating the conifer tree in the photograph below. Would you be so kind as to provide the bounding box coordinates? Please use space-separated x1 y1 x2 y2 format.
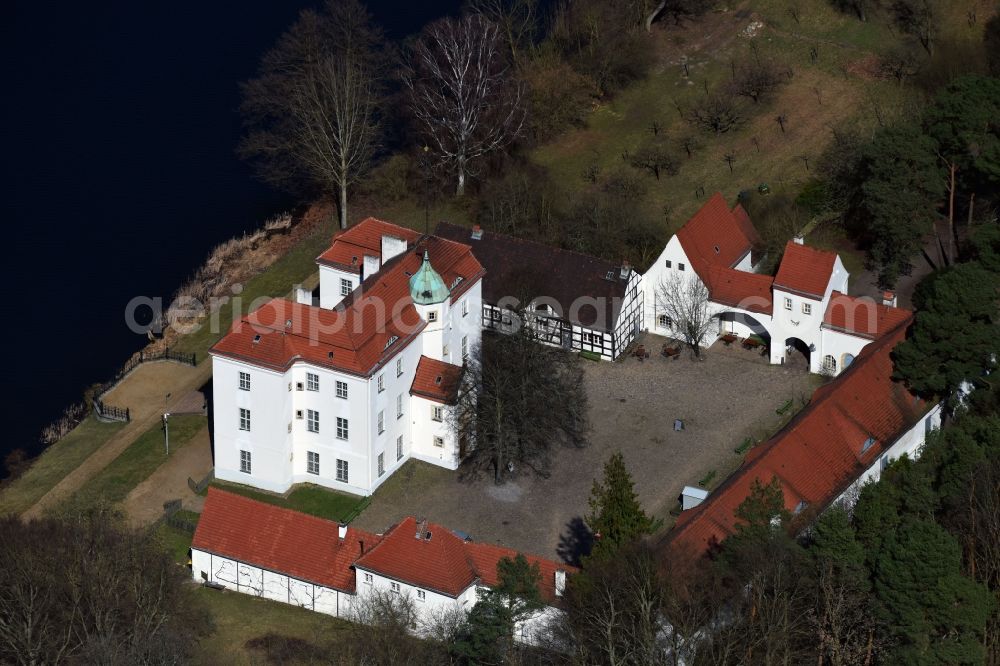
585 452 657 560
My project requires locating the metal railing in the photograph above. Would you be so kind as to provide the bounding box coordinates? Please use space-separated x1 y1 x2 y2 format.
91 347 198 423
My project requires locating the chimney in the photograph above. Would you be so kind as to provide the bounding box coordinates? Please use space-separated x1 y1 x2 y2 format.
382 235 407 263
793 235 805 245
554 570 566 597
471 224 483 240
620 260 631 279
882 290 897 307
359 539 365 554
338 523 348 540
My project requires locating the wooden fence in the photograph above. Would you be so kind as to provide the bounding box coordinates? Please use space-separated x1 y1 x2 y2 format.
91 347 198 423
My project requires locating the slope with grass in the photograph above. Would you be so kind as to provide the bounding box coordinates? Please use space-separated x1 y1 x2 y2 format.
70 413 207 511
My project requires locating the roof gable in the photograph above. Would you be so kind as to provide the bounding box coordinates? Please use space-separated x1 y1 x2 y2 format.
773 241 838 300
675 193 758 280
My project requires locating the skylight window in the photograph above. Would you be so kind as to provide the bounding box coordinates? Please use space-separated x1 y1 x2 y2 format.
384 335 399 350
861 436 876 454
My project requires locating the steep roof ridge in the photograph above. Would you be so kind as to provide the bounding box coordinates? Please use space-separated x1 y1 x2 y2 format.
662 314 921 554
436 221 631 266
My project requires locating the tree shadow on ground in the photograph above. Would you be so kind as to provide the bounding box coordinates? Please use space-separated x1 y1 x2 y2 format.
557 516 593 567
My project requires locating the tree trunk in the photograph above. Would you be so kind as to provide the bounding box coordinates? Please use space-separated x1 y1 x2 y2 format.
947 161 956 265
338 180 348 229
456 158 466 196
645 0 666 32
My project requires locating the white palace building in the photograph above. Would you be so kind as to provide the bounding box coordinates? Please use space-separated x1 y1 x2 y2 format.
210 219 484 496
209 194 910 497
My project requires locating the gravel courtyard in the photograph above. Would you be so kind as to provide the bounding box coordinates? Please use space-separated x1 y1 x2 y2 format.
354 335 822 563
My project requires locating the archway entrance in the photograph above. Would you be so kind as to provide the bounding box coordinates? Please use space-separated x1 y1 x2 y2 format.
783 337 811 370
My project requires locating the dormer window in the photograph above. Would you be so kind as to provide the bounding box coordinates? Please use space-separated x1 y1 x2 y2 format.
605 270 615 280
252 334 261 344
861 436 876 454
384 335 399 350
714 245 720 254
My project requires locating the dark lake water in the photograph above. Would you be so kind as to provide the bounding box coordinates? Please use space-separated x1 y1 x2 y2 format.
2 1 458 470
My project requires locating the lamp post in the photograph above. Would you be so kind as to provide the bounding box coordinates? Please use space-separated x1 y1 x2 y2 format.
163 412 170 455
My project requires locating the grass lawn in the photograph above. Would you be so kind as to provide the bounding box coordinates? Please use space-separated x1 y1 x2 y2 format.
156 509 200 564
71 414 207 510
210 480 367 524
192 586 351 666
0 416 125 516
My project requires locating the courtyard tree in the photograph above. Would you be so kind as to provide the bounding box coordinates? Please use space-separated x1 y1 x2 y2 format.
239 0 384 228
452 327 588 483
585 451 659 561
403 14 525 196
655 272 713 358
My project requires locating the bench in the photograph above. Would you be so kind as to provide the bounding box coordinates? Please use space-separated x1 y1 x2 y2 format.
776 399 793 416
662 345 681 359
720 333 738 346
735 437 754 455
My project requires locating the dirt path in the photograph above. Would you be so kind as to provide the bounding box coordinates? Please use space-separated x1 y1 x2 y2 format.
124 425 213 527
23 361 212 520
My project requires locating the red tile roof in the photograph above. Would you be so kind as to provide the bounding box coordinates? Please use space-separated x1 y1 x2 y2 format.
316 218 422 273
356 516 575 602
823 291 912 339
706 266 774 315
773 241 838 300
211 223 484 377
676 193 759 278
662 315 931 562
410 356 463 404
192 488 377 592
675 194 772 313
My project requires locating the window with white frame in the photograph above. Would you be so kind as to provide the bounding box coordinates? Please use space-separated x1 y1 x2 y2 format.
336 417 349 440
395 358 402 377
784 297 792 310
306 372 319 391
396 435 403 461
583 332 602 346
658 314 672 328
396 394 403 418
336 458 349 482
340 278 352 296
802 302 812 315
336 380 348 399
238 371 250 391
678 263 685 271
377 374 384 392
363 572 373 584
307 451 319 475
462 299 468 316
427 311 438 322
239 408 251 431
377 411 384 434
378 453 385 477
307 409 319 433
461 336 468 359
416 590 426 601
240 450 251 473
390 582 400 595
431 405 443 422
433 436 444 448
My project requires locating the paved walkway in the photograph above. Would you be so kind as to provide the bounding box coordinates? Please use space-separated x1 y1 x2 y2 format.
23 360 212 520
124 425 213 527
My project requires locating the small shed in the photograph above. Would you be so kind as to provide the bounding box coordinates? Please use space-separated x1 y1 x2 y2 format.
681 486 709 511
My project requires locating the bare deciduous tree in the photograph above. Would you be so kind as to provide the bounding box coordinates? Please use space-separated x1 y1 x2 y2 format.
452 327 588 483
239 0 383 228
629 142 679 180
468 0 540 68
730 60 786 103
656 272 713 357
688 93 743 134
403 14 525 196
